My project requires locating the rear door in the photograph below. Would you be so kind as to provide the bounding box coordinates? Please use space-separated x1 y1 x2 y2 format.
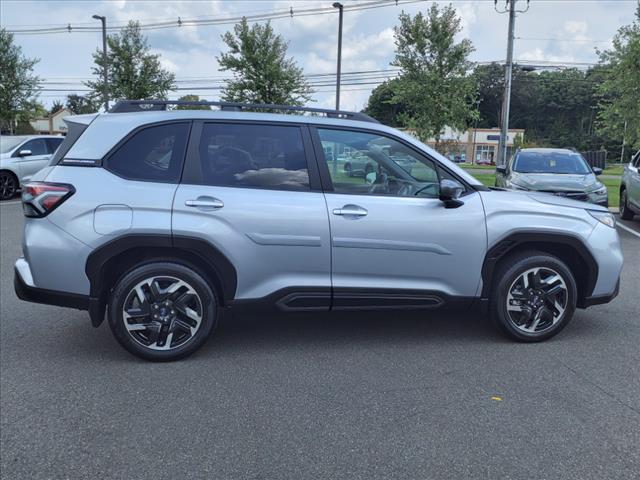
172 121 331 308
311 126 487 309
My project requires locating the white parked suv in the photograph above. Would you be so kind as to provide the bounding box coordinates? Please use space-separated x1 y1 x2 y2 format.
0 135 64 200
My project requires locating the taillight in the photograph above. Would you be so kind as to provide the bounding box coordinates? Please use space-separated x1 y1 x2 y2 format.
22 182 75 218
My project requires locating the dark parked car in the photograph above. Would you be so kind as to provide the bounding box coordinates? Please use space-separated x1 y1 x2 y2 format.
495 148 608 207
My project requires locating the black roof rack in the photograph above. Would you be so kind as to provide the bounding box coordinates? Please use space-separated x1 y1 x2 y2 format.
109 100 379 123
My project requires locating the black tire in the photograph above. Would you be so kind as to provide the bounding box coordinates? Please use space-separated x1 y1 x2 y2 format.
344 163 352 177
0 171 18 201
491 251 577 342
620 189 634 220
108 261 219 361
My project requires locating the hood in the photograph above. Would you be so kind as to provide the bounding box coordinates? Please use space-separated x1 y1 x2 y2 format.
511 172 599 192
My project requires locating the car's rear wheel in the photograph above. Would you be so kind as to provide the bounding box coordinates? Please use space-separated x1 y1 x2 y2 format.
620 189 634 220
0 171 18 201
108 262 218 361
491 251 577 342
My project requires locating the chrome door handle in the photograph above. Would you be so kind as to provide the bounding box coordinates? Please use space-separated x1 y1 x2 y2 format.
332 205 367 217
185 198 224 209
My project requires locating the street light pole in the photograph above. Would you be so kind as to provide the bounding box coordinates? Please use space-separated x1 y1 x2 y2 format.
92 15 108 112
333 2 343 111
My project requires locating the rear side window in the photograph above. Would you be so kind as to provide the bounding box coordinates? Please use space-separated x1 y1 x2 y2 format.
105 123 190 183
197 123 310 191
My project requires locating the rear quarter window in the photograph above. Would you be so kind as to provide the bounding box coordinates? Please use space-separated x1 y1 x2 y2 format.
104 122 190 183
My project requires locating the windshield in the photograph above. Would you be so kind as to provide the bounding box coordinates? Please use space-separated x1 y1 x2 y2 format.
513 151 592 174
0 137 25 154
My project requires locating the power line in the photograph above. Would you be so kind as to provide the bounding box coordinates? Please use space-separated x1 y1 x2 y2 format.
5 0 428 35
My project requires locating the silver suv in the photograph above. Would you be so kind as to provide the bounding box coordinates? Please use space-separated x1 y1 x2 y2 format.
14 101 623 361
620 150 640 220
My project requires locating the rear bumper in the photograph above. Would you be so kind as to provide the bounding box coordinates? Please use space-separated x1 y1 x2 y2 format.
14 265 89 310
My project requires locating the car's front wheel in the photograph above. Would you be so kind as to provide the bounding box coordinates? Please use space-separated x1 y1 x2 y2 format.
620 189 634 220
108 262 218 361
491 251 577 342
0 171 18 201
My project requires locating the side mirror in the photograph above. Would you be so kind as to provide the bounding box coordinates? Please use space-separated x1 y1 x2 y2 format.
439 179 464 209
496 165 507 175
592 167 603 176
365 172 377 184
17 149 32 157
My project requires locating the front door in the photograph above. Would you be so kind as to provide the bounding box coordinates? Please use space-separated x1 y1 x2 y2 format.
172 121 331 309
312 126 487 309
14 138 52 181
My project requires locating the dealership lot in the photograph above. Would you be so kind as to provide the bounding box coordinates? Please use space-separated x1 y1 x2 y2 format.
1 200 639 479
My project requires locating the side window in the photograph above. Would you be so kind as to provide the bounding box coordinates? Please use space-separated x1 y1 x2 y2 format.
105 123 190 183
198 123 310 191
19 139 48 156
46 138 64 154
633 152 640 168
317 128 440 198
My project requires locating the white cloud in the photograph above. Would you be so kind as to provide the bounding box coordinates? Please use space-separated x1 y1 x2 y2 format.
0 0 635 108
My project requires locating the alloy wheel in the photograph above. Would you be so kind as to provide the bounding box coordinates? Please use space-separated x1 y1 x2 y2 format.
506 267 568 334
122 275 203 351
0 173 17 200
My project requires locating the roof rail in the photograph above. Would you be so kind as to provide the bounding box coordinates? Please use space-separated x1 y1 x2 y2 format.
109 100 379 123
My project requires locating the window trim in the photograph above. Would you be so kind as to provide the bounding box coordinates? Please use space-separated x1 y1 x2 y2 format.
101 120 193 184
308 124 475 198
180 120 322 192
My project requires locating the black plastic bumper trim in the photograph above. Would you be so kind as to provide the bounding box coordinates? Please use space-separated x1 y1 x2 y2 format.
14 267 90 311
579 278 620 308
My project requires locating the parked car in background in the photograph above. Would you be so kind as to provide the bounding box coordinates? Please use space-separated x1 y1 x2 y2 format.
496 148 609 207
620 150 640 220
343 151 377 177
14 100 622 361
0 135 64 200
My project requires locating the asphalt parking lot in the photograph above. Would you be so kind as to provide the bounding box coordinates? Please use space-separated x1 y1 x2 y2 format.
1 200 639 480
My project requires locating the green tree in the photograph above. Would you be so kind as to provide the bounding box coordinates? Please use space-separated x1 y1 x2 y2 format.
597 4 640 155
391 5 477 142
176 94 210 110
0 28 40 134
49 100 64 114
86 21 175 102
217 18 312 105
363 79 409 127
474 63 607 152
66 94 100 114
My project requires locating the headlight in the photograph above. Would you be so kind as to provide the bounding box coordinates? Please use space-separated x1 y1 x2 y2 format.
589 185 608 196
506 180 528 190
588 210 615 228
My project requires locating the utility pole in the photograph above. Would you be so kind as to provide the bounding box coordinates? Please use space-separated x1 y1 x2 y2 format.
92 15 109 112
333 2 344 111
495 0 529 165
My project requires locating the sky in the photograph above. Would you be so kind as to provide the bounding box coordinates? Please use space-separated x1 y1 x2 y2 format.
1 0 637 112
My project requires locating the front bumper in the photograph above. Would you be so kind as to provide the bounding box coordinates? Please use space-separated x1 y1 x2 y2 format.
579 278 620 308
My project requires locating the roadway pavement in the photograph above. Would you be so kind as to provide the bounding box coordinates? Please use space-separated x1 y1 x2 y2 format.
1 200 639 480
